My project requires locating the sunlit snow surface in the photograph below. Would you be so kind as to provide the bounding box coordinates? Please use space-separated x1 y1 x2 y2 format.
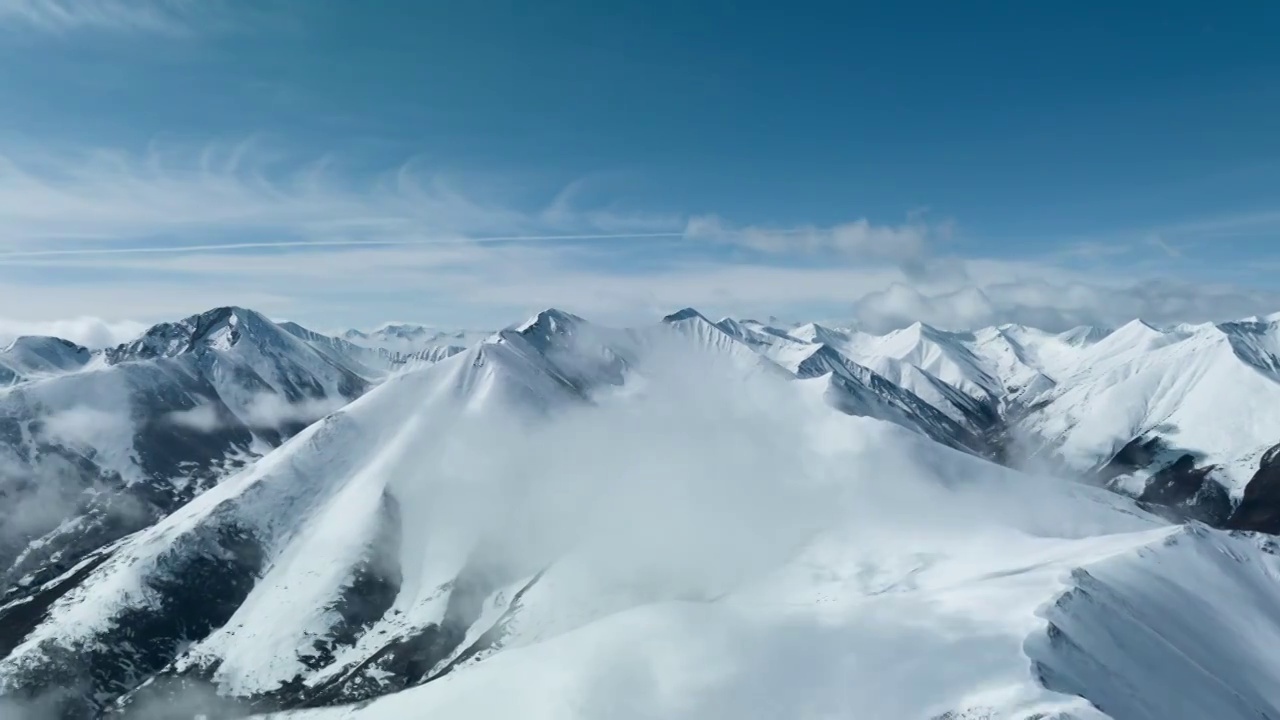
4 310 1280 719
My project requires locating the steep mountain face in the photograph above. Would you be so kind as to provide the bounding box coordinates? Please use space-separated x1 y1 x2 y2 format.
0 317 607 718
0 308 386 685
5 307 1280 719
786 315 1280 530
792 322 1007 433
1008 320 1280 523
672 310 986 453
841 322 1005 407
0 338 91 386
277 323 464 378
342 324 489 356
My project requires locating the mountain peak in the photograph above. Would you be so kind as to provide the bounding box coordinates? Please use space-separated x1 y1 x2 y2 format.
0 335 91 378
181 306 288 353
1114 317 1160 333
364 322 433 341
513 308 584 332
790 322 853 347
3 335 87 355
105 306 285 363
897 320 949 343
509 308 589 352
1057 325 1110 346
661 307 708 324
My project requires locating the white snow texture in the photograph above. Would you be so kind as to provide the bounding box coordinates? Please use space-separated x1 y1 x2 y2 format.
3 307 1280 720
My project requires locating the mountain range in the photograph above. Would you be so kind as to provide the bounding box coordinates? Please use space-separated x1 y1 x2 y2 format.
2 305 1280 719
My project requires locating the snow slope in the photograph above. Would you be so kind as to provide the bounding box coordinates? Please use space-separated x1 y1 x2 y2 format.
263 521 1280 720
838 322 1004 405
1016 321 1280 501
279 322 464 379
0 319 605 716
783 314 1280 525
0 307 387 658
342 324 490 355
667 310 984 451
253 389 1280 720
793 320 1111 417
0 337 90 386
6 307 1280 719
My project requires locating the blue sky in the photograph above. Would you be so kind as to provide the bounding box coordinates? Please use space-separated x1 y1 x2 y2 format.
0 0 1277 342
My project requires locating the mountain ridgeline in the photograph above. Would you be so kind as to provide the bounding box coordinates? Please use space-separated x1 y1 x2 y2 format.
2 306 1280 718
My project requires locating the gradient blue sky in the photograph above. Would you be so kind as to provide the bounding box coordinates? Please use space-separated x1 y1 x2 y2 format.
0 0 1277 342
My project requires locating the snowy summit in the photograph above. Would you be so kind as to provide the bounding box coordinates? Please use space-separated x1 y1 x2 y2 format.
2 306 1280 719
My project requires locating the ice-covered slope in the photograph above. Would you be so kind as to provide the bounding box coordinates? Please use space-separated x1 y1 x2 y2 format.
342 324 489 355
106 307 367 413
712 317 807 349
278 322 464 378
1012 320 1280 524
0 317 612 716
666 310 984 451
791 323 997 431
0 307 382 659
0 337 90 386
839 322 1004 406
966 324 1112 394
782 314 1280 529
967 325 1059 405
248 392 1277 720
659 308 787 374
259 521 1280 720
793 320 1112 418
7 306 1280 719
860 354 999 431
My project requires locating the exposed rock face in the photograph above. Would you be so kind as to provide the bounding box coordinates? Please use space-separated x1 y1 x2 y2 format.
1137 454 1232 527
1228 444 1280 533
1097 437 1232 527
1 518 266 719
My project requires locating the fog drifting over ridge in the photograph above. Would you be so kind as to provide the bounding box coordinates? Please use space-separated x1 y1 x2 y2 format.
237 327 1163 719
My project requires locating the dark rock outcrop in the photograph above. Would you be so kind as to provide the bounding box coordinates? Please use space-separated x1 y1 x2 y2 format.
1137 454 1232 527
1228 443 1280 533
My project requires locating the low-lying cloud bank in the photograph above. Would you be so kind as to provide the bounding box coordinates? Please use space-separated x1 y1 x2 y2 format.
0 317 145 349
845 279 1280 333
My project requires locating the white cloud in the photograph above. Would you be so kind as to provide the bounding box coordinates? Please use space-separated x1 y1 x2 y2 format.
684 214 942 262
3 234 1276 333
162 403 221 433
239 393 348 428
0 141 552 246
164 394 345 432
42 406 123 445
0 139 1274 334
0 316 145 348
846 280 1280 333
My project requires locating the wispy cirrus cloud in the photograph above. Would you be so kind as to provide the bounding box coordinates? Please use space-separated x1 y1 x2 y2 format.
0 139 561 244
0 138 933 263
1052 208 1280 265
0 0 210 34
3 228 1278 334
1 137 1276 334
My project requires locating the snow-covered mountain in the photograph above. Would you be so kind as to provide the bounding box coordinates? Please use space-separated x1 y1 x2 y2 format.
0 307 406 657
4 306 1280 719
1006 318 1280 527
341 324 489 357
0 337 90 386
277 323 464 378
727 315 1280 530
